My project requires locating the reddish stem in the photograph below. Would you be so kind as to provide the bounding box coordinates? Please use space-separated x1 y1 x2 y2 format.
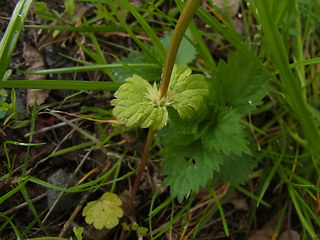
119 130 154 240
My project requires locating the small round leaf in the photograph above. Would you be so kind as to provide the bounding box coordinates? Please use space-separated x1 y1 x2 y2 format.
82 192 124 230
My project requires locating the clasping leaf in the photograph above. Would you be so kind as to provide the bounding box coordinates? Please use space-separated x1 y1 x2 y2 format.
111 65 208 130
111 74 168 130
168 65 209 119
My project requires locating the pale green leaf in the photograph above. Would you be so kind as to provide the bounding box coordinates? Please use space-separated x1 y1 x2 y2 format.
73 226 83 240
112 65 207 131
65 0 75 18
167 65 209 119
132 222 148 235
82 192 123 230
33 2 61 21
111 75 168 130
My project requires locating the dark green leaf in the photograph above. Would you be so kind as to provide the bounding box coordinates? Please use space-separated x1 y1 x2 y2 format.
161 30 197 65
208 50 270 115
201 108 251 156
111 49 161 82
162 141 222 202
218 153 257 184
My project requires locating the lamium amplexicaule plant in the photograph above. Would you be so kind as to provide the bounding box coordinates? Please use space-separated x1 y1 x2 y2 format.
83 0 269 236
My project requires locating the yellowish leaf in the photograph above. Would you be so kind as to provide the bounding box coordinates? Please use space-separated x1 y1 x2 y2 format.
82 192 123 230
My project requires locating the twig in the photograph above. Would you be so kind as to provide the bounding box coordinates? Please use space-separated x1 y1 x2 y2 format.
2 193 47 216
24 117 81 138
51 109 121 124
49 110 100 143
58 190 93 237
25 121 80 176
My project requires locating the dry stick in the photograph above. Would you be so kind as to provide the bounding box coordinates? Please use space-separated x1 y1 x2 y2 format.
24 117 81 138
120 1 202 239
49 110 100 144
25 121 80 176
58 190 93 238
2 193 47 216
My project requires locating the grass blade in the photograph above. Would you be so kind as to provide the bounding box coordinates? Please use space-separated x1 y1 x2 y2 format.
0 212 21 239
0 177 29 205
288 186 317 238
119 0 166 62
0 0 33 80
208 184 229 236
255 0 320 153
20 187 48 235
25 24 139 32
19 63 159 75
107 1 161 65
0 80 121 91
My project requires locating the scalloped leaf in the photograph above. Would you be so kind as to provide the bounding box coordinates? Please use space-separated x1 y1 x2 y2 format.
82 192 123 230
112 65 208 130
111 75 168 130
201 108 251 156
159 106 253 201
161 141 223 202
208 50 269 115
167 65 209 119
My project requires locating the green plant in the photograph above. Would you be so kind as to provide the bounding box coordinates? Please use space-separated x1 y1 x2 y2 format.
82 192 123 229
111 65 208 131
0 89 18 125
122 222 148 240
34 0 76 25
1 0 320 239
71 227 83 240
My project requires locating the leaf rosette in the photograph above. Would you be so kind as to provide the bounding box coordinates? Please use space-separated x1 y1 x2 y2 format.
111 65 209 130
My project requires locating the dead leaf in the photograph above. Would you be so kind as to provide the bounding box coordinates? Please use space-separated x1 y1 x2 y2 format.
213 0 240 17
23 42 50 106
248 214 278 240
26 89 50 107
229 197 248 211
278 230 300 240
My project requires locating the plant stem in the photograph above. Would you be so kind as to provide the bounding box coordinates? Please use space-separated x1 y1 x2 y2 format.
125 129 155 218
120 1 202 239
160 0 202 97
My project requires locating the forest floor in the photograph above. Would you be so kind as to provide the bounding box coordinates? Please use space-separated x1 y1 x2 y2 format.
0 1 305 240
